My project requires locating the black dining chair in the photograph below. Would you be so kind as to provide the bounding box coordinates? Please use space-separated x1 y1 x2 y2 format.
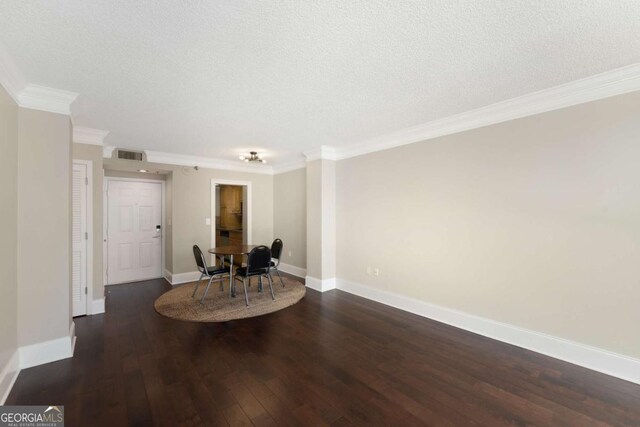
233 245 274 306
270 238 285 287
192 245 231 304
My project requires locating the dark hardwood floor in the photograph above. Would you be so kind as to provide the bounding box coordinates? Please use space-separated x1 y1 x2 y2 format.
7 275 640 426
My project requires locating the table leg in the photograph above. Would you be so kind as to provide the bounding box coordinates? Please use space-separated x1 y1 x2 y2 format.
229 254 235 297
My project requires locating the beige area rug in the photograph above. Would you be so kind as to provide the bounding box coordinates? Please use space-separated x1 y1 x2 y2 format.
154 276 305 322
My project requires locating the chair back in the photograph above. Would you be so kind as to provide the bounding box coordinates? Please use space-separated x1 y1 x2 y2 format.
193 245 208 273
247 245 271 272
271 239 283 260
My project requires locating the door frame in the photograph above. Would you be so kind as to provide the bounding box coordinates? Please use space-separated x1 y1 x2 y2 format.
72 159 93 315
210 179 252 263
103 177 166 286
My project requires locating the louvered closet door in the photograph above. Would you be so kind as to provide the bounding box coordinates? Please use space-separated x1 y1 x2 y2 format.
107 180 162 284
72 163 88 316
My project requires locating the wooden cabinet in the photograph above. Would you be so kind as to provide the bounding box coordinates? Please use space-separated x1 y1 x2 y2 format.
216 184 245 266
219 185 243 230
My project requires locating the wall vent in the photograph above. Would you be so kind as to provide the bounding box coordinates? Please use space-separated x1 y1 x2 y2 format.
116 149 145 161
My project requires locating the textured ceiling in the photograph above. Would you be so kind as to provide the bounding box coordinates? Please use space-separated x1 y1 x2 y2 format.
1 1 639 164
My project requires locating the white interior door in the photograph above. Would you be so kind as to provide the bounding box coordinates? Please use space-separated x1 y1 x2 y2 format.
72 163 88 316
107 180 162 284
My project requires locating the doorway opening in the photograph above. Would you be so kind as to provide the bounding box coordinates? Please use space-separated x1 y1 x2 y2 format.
210 179 252 266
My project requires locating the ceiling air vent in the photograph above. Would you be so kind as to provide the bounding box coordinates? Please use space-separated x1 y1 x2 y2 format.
116 149 145 161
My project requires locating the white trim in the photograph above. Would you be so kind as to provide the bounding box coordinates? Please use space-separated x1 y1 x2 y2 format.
278 262 306 278
0 351 20 405
103 145 116 158
336 278 640 385
0 43 77 115
272 159 307 174
335 63 640 160
305 276 336 292
70 321 77 356
104 177 166 286
17 84 78 116
304 145 337 162
73 160 95 315
0 42 26 103
19 322 76 370
211 179 253 262
91 298 105 315
145 150 274 175
165 270 202 286
163 268 173 284
73 126 109 146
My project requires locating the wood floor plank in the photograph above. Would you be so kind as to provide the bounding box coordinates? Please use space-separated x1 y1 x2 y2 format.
5 275 640 426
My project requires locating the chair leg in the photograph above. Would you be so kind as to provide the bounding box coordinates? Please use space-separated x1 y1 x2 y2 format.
258 276 263 292
275 268 285 287
200 275 215 304
231 275 239 298
266 274 275 300
192 273 205 297
242 278 249 306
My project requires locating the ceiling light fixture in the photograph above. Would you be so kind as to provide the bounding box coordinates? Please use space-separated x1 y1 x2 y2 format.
238 151 267 163
138 169 148 173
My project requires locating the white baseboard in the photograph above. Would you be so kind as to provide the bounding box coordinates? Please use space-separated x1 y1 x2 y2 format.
278 263 306 278
305 276 337 292
90 298 105 315
336 278 640 385
166 270 202 285
163 268 173 284
19 322 76 370
70 321 76 356
0 351 20 405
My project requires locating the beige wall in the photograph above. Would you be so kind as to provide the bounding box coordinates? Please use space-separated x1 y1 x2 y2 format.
104 169 166 181
321 160 336 279
17 108 72 346
0 86 18 380
306 160 322 278
274 168 306 269
165 173 173 271
72 143 104 300
104 159 274 275
306 159 337 280
336 91 640 359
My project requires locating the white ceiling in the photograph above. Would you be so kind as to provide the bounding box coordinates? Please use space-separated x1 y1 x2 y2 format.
1 1 639 165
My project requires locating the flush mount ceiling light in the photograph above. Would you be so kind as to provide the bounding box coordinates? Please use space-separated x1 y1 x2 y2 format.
238 151 267 163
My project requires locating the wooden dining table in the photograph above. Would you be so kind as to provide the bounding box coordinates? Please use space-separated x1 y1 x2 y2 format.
208 245 257 297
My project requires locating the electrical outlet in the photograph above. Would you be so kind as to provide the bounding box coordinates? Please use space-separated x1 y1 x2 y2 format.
374 268 380 277
288 251 292 257
205 217 211 225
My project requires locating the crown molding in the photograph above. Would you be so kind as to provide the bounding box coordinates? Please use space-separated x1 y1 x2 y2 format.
143 150 275 175
335 63 640 160
0 42 78 115
272 158 307 174
304 145 337 162
17 84 78 115
103 145 116 158
0 42 26 104
73 126 109 146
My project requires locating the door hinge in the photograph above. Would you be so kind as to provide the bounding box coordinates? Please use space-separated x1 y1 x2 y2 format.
85 287 88 295
85 177 88 185
85 231 88 240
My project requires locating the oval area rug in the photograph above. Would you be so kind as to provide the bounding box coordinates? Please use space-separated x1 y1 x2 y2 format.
154 276 305 322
